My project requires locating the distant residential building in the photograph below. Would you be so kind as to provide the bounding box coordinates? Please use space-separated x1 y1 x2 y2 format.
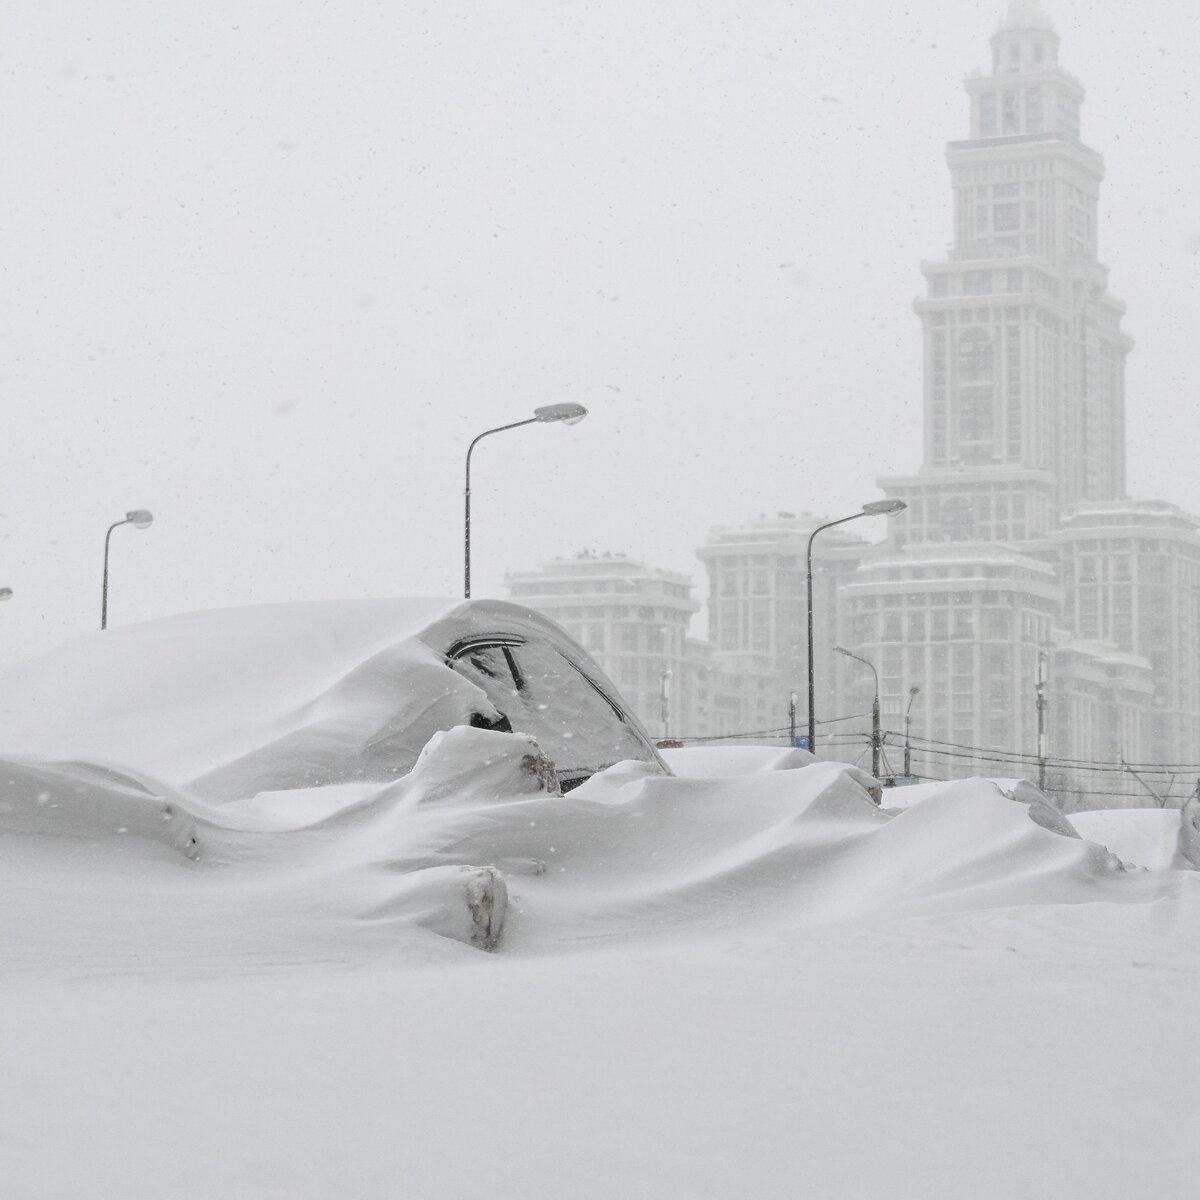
1048 500 1200 766
505 552 781 742
694 511 879 748
679 637 781 742
1048 639 1154 779
840 543 1060 770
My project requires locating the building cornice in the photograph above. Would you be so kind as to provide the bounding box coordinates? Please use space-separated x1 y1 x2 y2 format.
963 68 1084 102
946 133 1103 179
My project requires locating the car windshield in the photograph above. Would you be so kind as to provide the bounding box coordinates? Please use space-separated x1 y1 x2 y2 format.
450 639 651 777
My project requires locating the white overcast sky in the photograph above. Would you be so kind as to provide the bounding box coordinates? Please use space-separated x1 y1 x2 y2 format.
1 0 1197 663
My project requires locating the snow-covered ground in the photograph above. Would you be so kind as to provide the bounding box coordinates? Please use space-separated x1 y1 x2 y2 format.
1 607 1198 1198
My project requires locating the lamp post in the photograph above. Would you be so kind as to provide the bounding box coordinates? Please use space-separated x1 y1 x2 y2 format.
835 645 881 780
1035 648 1049 792
101 509 153 630
464 403 588 599
805 499 905 755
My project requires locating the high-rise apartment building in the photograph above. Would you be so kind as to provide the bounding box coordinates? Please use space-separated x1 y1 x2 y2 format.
849 0 1200 789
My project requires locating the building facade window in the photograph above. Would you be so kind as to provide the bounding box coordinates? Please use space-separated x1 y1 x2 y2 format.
980 92 997 137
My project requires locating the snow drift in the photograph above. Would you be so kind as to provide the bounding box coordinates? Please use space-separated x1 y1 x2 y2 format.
1069 798 1200 871
1 727 1191 966
1 599 1194 966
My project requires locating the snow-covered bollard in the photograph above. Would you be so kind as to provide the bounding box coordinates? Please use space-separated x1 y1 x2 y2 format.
465 867 507 951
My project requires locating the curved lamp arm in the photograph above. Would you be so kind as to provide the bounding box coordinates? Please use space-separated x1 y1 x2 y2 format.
101 510 154 630
834 644 879 691
463 404 588 599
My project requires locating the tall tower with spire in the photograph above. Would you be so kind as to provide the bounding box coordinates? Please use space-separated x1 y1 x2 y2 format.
881 0 1132 540
837 2 1200 789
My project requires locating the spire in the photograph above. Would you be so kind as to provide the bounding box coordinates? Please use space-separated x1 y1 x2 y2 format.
998 0 1054 32
989 0 1060 75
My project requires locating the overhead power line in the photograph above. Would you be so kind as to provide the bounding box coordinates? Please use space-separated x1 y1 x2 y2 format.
891 731 1200 775
660 725 1200 795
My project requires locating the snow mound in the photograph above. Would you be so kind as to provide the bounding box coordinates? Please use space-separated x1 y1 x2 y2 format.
2 728 1195 970
882 776 1075 835
0 758 200 859
0 730 549 962
452 762 1155 941
881 775 1028 811
660 744 818 777
1069 800 1200 871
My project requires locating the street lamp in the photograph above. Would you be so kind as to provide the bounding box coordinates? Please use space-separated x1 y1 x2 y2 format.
805 499 905 755
835 645 882 780
463 404 588 599
904 685 920 779
101 509 154 630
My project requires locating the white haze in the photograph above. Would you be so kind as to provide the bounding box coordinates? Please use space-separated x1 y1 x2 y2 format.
1 0 1197 662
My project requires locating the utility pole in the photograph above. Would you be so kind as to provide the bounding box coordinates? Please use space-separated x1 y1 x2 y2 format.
904 685 920 779
834 645 881 780
659 667 672 741
1035 649 1048 791
870 690 882 781
788 691 798 747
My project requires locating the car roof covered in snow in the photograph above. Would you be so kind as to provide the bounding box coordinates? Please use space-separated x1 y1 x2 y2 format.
0 597 594 793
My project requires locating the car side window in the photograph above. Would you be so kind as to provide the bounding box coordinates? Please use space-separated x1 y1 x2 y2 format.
449 644 520 731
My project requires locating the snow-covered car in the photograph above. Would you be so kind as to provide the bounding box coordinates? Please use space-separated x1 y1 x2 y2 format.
0 597 669 800
426 598 670 792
